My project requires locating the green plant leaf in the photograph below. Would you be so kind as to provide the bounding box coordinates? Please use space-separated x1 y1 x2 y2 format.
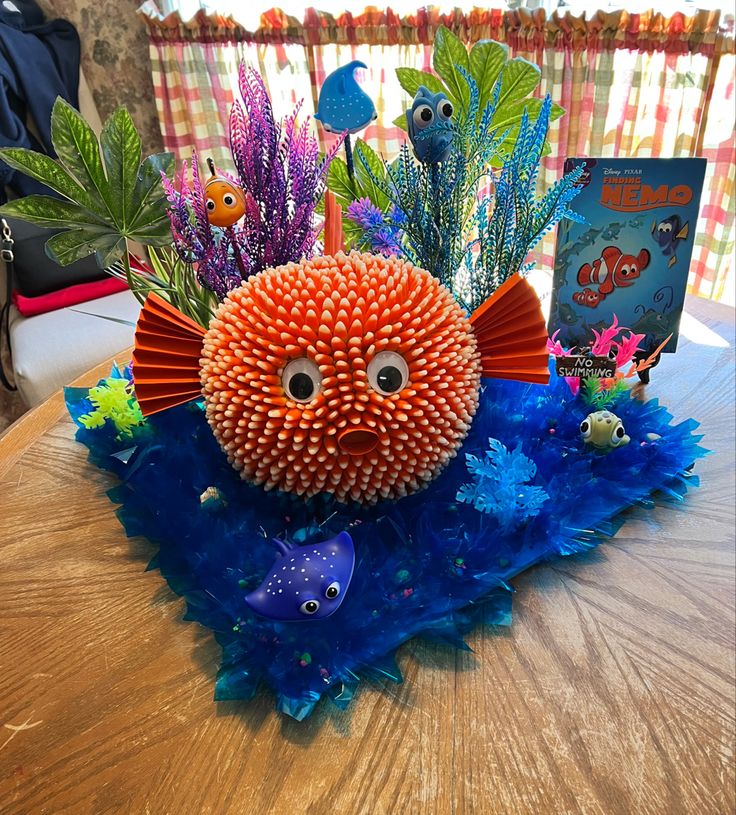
469 40 508 114
432 27 471 114
0 195 106 230
491 97 564 131
125 215 173 245
95 236 127 268
50 97 111 212
327 157 361 207
45 228 117 266
395 67 449 101
342 218 364 250
100 107 142 226
393 113 409 132
0 100 175 265
490 97 563 165
128 152 174 231
354 139 389 210
493 131 553 167
494 58 542 111
0 147 93 207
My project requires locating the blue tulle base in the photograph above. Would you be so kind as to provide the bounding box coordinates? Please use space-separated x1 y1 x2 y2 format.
65 366 706 720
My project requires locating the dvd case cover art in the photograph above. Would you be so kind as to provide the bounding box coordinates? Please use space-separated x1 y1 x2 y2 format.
548 157 707 354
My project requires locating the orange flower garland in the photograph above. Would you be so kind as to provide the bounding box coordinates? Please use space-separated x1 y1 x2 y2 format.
200 252 481 504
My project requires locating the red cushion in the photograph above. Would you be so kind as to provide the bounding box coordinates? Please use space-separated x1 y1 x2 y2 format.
13 276 130 317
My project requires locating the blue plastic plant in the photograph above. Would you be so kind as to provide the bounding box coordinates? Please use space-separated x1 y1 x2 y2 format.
456 438 549 530
460 95 586 311
352 71 508 300
349 69 584 311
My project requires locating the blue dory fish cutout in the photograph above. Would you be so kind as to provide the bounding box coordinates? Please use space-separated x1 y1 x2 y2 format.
245 532 355 621
406 86 454 164
315 61 377 134
652 214 689 267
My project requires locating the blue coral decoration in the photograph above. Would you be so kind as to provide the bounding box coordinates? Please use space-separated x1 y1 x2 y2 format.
65 366 706 720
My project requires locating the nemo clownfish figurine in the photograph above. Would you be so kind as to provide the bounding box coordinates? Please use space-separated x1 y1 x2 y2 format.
204 158 246 228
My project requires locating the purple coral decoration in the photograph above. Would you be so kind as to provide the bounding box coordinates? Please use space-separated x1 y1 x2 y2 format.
163 65 344 300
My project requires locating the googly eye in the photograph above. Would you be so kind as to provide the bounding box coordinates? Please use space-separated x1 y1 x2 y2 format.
324 582 340 600
367 351 409 395
222 193 236 207
611 423 627 445
439 100 454 119
580 419 591 438
299 599 320 615
412 104 434 129
282 358 322 403
607 348 618 361
206 198 216 211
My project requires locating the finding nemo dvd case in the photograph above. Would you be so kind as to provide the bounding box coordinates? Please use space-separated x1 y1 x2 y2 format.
549 157 706 354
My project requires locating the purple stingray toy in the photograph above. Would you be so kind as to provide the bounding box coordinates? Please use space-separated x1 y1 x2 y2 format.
245 532 355 621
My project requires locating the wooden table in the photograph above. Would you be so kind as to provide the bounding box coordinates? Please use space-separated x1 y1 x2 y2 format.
1 295 734 815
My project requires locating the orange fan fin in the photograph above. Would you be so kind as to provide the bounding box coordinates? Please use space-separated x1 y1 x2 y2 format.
133 293 207 416
469 274 550 384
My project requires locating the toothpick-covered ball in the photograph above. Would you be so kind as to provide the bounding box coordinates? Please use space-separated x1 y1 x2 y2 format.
200 252 481 504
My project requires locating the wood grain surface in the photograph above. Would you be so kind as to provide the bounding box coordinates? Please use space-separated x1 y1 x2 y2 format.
1 296 734 815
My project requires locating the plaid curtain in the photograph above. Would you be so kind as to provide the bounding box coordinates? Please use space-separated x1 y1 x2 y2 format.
142 5 735 304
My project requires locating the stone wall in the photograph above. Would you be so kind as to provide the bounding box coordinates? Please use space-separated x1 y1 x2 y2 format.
38 0 163 154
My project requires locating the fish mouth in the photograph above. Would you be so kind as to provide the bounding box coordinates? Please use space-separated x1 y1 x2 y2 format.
338 426 379 456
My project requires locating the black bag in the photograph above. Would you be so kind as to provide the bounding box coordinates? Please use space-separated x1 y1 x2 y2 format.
0 217 108 390
0 219 17 390
5 217 107 297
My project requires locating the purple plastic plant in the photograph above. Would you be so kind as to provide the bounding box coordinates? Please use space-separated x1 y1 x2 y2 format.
162 155 243 299
347 197 404 257
163 65 343 299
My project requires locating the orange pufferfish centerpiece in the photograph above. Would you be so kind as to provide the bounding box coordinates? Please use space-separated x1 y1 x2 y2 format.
202 252 481 503
132 251 549 505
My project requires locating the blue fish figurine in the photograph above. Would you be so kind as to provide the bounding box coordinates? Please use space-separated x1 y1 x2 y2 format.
406 86 454 164
245 532 355 621
315 61 377 135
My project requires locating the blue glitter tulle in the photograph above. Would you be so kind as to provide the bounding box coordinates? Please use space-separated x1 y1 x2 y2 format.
65 365 706 720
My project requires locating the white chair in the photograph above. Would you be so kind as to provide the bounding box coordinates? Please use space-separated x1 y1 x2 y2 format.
1 262 139 406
